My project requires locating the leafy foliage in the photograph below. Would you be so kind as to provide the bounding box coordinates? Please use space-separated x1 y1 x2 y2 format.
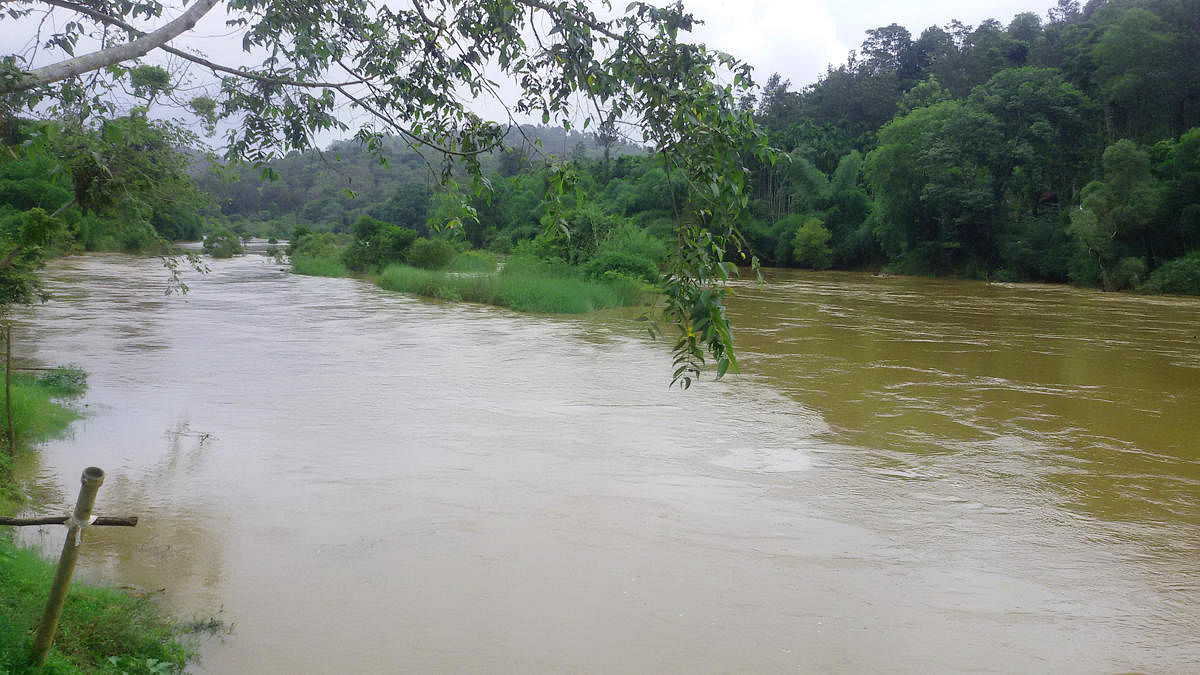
406 238 458 270
1139 252 1200 295
203 226 244 258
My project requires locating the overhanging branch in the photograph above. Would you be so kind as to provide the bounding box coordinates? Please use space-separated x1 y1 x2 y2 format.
33 0 365 89
3 0 221 94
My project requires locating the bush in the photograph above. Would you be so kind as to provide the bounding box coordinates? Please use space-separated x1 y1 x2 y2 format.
593 220 666 262
290 231 347 260
582 250 660 284
202 227 243 258
792 217 833 269
1139 252 1200 295
78 213 160 252
406 238 457 270
1108 256 1147 291
341 216 418 272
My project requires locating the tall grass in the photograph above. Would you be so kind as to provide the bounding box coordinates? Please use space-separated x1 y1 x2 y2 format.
448 250 498 272
0 372 83 452
291 254 348 278
377 259 650 313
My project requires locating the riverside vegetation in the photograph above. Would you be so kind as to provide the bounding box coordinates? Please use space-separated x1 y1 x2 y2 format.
0 368 194 672
288 209 662 313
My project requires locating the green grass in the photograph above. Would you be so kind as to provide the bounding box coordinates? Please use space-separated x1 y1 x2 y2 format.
0 371 84 458
0 540 190 673
290 254 348 278
0 366 195 672
377 260 650 313
447 250 498 273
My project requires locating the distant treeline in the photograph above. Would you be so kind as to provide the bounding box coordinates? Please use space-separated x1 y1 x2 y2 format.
199 0 1200 294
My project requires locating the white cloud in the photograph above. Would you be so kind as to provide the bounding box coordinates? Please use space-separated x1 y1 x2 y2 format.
677 0 1063 89
678 0 848 89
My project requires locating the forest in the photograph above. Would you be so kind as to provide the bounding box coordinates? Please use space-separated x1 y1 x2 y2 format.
186 0 1200 295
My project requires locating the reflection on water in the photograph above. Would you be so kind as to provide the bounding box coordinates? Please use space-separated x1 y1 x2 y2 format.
8 255 1200 672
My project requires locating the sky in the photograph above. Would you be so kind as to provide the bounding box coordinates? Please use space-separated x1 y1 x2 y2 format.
673 0 1063 90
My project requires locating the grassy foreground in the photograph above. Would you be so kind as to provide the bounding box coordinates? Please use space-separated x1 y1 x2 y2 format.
1 368 193 673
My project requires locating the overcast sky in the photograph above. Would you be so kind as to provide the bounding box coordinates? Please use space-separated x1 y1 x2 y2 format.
674 0 1062 90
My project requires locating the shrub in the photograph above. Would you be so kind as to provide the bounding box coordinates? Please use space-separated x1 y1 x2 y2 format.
342 216 418 272
582 250 660 284
596 221 667 263
407 238 458 270
377 262 649 313
202 227 243 258
792 217 833 269
1139 252 1200 295
1108 256 1147 291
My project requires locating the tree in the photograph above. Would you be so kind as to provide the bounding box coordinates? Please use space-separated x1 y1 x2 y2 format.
2 0 769 386
791 217 833 269
1090 8 1176 140
1068 139 1162 288
865 100 1002 274
967 67 1099 212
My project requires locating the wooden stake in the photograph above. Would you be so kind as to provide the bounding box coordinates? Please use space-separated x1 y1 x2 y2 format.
30 467 106 667
4 324 13 454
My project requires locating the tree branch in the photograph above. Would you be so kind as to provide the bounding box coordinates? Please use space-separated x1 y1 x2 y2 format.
2 0 221 94
0 515 139 526
33 0 364 89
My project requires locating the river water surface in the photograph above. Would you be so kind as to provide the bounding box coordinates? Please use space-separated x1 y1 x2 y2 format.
10 254 1200 672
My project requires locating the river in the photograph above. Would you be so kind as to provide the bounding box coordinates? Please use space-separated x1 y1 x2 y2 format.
10 254 1200 672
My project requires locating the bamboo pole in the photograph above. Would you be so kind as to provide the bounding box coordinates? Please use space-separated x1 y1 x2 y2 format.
30 466 106 667
4 324 13 453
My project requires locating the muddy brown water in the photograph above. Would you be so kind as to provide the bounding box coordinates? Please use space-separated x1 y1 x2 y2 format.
9 254 1200 672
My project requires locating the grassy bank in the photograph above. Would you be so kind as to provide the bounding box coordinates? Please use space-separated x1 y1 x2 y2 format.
0 368 85 513
377 257 650 313
1 367 193 673
291 244 653 314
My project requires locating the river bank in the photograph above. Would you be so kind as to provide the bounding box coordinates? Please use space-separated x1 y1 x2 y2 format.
294 251 653 314
0 367 193 672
